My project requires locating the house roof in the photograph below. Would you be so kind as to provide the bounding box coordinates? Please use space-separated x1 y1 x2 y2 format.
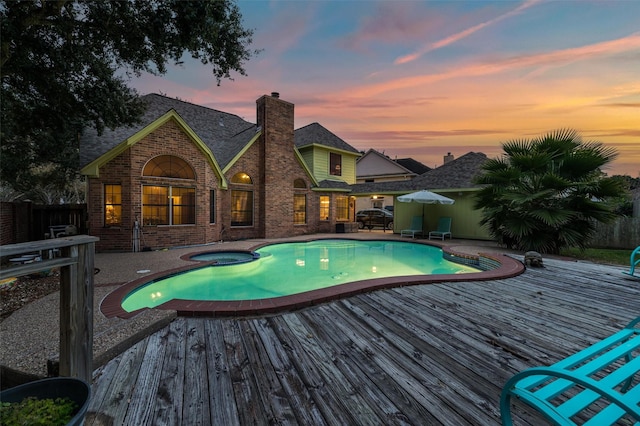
395 158 431 175
316 179 353 191
411 152 488 190
79 94 256 170
295 123 361 154
350 151 488 195
349 180 413 195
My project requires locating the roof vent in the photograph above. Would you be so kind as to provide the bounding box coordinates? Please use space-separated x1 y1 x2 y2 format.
271 92 280 98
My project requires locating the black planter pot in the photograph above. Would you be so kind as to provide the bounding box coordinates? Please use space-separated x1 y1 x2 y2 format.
0 377 91 426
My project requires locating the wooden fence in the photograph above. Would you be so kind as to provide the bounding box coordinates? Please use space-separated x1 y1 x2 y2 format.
590 217 640 249
0 235 98 383
0 202 87 245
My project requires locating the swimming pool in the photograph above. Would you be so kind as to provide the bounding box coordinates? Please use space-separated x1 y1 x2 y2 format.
119 239 481 313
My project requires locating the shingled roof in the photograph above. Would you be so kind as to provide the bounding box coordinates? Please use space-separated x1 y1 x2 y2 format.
295 123 360 154
411 152 488 190
395 158 431 175
79 94 256 170
350 152 488 195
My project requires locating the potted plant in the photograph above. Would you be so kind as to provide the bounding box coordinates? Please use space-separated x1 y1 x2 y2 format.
0 377 90 426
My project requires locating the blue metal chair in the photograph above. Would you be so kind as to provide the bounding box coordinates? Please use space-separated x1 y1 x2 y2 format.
400 216 423 238
623 245 640 280
428 217 452 240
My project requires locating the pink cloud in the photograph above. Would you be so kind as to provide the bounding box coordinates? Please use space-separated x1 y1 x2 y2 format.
340 2 442 53
395 0 541 64
348 32 640 98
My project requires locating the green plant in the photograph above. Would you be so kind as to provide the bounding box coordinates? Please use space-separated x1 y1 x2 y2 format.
560 247 632 266
474 129 625 254
0 396 76 425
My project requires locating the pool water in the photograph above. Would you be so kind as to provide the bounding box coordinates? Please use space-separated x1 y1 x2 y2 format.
121 239 479 312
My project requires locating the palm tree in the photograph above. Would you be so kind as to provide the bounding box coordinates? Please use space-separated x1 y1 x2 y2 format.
474 129 626 254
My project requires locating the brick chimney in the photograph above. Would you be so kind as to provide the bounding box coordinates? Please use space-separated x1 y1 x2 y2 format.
444 152 454 164
256 92 296 238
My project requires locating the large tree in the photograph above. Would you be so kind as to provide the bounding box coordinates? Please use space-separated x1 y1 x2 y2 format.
1 0 257 191
474 129 626 254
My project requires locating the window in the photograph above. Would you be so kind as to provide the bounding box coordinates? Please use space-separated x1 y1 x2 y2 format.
294 194 306 224
231 172 253 184
142 186 195 226
143 186 169 225
231 190 253 226
141 155 196 226
330 153 342 176
294 178 306 189
210 190 215 224
336 196 349 221
143 155 195 179
320 196 330 221
170 187 195 225
104 184 122 226
231 172 253 227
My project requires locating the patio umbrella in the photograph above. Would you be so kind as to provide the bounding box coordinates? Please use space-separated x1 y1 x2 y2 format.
397 190 455 205
397 190 455 233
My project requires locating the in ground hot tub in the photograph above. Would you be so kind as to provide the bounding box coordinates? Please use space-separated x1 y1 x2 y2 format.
189 251 260 265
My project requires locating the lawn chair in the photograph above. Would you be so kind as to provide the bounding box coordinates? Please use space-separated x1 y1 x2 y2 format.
623 245 640 280
428 217 452 240
400 216 423 238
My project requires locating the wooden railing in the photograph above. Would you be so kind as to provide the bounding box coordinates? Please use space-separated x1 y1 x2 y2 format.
0 235 98 383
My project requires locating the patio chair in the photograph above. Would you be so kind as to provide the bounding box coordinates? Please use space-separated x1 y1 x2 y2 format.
400 216 423 238
623 245 640 280
428 217 452 240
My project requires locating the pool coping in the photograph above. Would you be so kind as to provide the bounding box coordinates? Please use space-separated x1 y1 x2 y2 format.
100 238 525 319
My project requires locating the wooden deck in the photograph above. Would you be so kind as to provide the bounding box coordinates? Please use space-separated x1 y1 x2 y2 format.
86 257 639 425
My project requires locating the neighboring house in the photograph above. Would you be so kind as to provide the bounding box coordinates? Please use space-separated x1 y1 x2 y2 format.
395 157 432 176
79 93 361 252
350 152 491 239
355 149 429 211
356 149 418 183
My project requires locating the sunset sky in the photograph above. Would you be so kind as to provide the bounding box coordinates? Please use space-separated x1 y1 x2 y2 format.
131 0 640 177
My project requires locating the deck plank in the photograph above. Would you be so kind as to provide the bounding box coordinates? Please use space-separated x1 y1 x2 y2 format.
122 328 167 425
204 320 240 426
155 318 186 426
183 318 211 425
88 257 639 425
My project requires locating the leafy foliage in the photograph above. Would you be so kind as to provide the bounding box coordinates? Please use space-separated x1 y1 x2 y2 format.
0 396 76 425
1 0 257 192
474 129 626 254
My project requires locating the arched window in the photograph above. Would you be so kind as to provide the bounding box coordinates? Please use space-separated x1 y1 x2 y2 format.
293 178 306 189
231 172 252 184
141 156 195 226
143 155 195 179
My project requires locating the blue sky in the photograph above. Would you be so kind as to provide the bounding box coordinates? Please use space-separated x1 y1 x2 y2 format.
131 0 640 176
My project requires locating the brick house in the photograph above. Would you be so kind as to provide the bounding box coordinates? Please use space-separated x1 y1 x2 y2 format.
80 93 361 252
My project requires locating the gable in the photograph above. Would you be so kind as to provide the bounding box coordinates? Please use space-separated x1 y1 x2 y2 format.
80 110 228 189
357 149 415 178
294 122 361 154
